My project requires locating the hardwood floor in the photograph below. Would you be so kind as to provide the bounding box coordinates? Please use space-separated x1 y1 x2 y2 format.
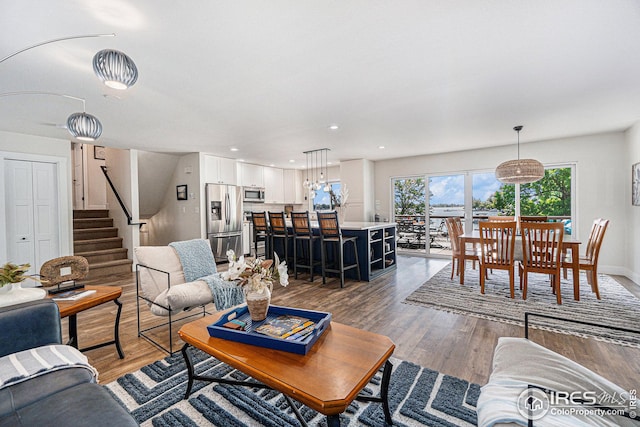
75 255 640 390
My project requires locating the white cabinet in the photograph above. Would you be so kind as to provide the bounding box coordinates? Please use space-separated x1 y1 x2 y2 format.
204 155 237 185
239 163 264 187
263 167 284 203
284 169 304 204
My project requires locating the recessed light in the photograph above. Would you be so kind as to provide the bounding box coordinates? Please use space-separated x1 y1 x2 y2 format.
289 159 295 163
269 164 275 167
238 159 245 162
327 162 333 165
378 146 385 149
329 124 339 131
230 148 239 152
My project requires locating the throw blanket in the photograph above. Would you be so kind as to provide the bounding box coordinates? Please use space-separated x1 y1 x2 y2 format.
0 344 98 389
169 239 244 310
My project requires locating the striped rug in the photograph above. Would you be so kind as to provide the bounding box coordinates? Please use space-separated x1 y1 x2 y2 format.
105 348 480 426
404 264 640 347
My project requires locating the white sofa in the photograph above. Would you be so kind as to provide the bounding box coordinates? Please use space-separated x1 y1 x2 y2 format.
477 337 635 427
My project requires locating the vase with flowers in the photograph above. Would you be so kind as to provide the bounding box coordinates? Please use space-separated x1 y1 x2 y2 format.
221 250 289 321
0 262 46 308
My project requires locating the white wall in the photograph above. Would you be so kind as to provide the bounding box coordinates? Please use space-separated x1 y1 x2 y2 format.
625 124 640 283
83 144 107 209
0 131 73 261
146 153 202 245
105 148 140 269
374 131 631 277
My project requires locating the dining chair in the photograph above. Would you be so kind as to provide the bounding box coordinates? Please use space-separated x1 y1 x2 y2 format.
487 216 516 222
445 217 478 284
251 212 270 258
268 211 292 267
519 216 548 223
291 211 322 282
519 222 565 304
317 211 361 288
562 218 609 299
478 220 517 298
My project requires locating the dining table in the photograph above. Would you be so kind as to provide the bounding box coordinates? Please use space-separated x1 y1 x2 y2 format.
458 231 582 301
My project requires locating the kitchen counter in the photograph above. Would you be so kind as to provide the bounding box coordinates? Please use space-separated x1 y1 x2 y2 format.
284 220 396 231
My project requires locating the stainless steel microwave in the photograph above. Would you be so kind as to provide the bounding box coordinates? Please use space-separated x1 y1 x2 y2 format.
243 187 265 203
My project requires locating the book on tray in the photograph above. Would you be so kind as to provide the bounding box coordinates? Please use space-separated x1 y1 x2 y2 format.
254 315 315 341
52 289 96 301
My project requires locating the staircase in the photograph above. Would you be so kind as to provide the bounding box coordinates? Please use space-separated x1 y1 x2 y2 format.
73 210 133 279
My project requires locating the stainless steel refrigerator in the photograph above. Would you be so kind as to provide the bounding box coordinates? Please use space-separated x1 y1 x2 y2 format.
206 183 243 262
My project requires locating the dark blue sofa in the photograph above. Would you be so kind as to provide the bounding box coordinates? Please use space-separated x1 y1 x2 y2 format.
0 299 137 427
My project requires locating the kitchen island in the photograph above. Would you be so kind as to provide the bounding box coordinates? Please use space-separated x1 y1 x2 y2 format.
278 220 397 282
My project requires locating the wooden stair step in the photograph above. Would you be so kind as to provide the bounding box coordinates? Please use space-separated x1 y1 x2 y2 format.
74 227 119 240
86 259 133 279
73 209 110 219
74 237 124 252
73 218 114 229
76 248 128 264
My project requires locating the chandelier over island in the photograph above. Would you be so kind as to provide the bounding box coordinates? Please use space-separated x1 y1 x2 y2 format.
495 125 545 185
303 148 331 198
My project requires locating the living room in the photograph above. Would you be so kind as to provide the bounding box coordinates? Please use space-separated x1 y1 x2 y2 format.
1 2 640 426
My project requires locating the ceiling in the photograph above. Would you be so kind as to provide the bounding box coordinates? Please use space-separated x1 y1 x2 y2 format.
2 1 640 168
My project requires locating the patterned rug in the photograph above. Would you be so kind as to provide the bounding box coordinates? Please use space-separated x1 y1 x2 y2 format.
404 264 640 347
105 348 480 426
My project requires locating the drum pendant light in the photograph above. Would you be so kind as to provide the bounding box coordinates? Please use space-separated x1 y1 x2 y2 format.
495 126 544 184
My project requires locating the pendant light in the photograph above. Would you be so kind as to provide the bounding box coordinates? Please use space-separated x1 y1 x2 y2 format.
303 148 330 194
93 49 139 90
495 126 544 184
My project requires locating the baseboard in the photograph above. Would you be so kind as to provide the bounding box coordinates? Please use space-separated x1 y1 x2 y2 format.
600 265 640 286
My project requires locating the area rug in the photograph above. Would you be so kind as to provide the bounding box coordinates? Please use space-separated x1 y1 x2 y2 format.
404 264 640 347
105 348 480 426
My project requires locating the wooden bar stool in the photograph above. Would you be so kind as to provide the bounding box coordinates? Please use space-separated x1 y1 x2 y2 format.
317 211 361 288
268 211 293 266
291 211 321 282
251 212 270 258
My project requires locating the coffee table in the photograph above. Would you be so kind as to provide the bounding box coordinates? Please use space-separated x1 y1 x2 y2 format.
179 312 395 426
49 285 124 359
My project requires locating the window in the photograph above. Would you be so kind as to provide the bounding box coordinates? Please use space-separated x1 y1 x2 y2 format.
520 166 573 234
313 181 341 211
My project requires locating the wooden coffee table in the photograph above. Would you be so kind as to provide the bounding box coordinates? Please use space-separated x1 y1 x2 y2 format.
179 312 395 426
49 285 124 358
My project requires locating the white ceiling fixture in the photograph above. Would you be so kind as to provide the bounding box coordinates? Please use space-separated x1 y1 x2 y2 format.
495 126 544 185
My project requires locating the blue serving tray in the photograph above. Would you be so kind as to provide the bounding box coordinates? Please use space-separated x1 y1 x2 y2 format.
207 305 331 355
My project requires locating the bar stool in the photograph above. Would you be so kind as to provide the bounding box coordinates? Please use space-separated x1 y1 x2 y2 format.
268 211 293 267
317 211 361 288
291 211 321 282
251 212 270 258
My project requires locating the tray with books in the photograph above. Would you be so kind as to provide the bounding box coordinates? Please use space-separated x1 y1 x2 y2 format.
207 305 331 355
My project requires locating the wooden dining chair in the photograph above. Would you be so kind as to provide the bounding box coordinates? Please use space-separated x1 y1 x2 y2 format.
519 222 565 304
478 221 517 298
445 217 478 284
487 216 516 222
519 216 548 223
562 218 609 299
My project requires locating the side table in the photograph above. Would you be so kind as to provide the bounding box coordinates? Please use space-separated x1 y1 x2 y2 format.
50 285 125 359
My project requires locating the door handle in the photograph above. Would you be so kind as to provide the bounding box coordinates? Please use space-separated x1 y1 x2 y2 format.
225 194 230 225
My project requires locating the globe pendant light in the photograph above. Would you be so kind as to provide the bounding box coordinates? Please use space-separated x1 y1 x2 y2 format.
93 49 139 90
67 112 102 141
495 126 544 184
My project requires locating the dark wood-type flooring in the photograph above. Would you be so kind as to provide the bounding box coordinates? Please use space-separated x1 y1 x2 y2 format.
74 255 640 390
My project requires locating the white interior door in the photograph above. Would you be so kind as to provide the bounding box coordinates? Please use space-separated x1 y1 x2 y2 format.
4 159 59 277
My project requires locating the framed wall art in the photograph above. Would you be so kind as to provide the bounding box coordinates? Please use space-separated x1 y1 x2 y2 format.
94 145 105 160
176 184 188 201
633 162 640 206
